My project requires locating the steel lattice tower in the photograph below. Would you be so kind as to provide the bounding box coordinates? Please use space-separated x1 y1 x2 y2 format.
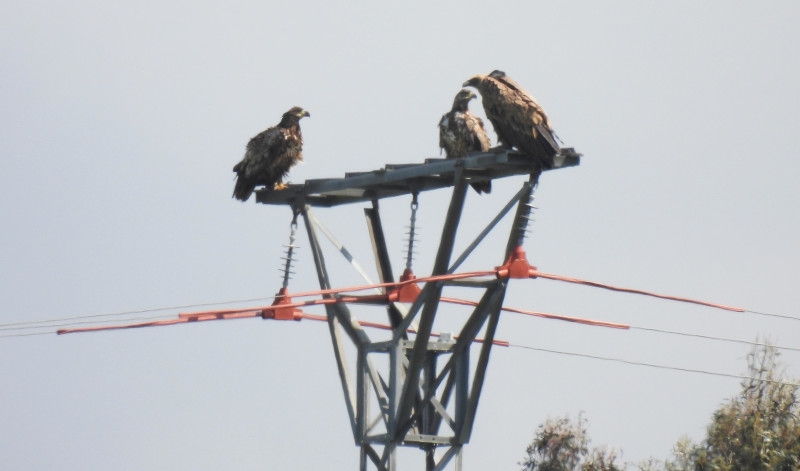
257 149 580 471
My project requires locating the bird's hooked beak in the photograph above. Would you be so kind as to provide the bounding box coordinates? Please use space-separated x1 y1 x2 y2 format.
463 75 483 88
467 91 477 100
298 109 311 119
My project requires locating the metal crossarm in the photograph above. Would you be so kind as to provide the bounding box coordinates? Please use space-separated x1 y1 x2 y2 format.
256 149 579 207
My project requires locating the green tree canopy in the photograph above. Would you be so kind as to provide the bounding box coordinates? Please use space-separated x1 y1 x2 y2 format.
669 344 800 470
519 343 799 471
519 413 622 471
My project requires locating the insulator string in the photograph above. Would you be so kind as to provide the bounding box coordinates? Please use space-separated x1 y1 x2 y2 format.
281 212 300 289
405 192 419 271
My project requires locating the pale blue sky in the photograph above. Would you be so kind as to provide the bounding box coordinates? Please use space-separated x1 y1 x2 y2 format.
2 1 799 469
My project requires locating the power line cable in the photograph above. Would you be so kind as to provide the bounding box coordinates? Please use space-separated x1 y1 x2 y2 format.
6 302 800 357
0 271 494 330
0 296 279 329
497 305 800 354
507 342 800 387
629 325 800 353
15 320 796 389
5 301 799 388
533 274 800 322
0 330 57 338
0 313 174 332
744 309 800 322
3 267 798 329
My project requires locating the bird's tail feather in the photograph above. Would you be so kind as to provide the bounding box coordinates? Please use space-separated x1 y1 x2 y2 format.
470 180 491 195
233 178 255 202
536 124 561 155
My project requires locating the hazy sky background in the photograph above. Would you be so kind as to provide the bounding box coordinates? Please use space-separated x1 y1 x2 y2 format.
2 1 799 469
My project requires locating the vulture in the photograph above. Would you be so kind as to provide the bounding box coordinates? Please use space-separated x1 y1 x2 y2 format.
463 70 560 168
438 89 493 194
232 106 310 202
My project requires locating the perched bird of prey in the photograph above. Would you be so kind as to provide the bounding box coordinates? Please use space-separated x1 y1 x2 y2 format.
232 106 310 202
439 89 493 194
463 70 560 169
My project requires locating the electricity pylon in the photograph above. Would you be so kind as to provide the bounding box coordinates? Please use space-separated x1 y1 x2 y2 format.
257 150 580 471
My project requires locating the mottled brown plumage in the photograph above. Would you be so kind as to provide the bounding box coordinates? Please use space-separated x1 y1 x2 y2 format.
438 89 492 194
232 106 310 202
463 70 560 168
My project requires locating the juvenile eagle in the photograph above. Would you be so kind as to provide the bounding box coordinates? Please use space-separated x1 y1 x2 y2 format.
463 70 560 169
232 106 310 202
438 89 492 194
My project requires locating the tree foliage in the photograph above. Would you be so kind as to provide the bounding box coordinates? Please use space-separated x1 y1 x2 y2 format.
519 343 799 471
519 413 623 471
667 344 800 470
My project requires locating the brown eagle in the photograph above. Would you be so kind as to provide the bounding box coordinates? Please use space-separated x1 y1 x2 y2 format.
438 89 492 194
232 106 310 201
463 70 560 168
